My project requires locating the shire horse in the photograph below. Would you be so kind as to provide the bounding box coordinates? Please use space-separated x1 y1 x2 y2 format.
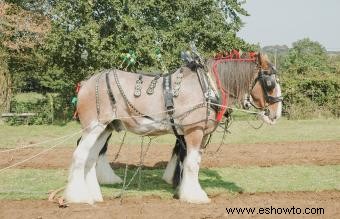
65 53 282 204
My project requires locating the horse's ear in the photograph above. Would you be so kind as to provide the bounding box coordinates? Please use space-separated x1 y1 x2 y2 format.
256 52 262 67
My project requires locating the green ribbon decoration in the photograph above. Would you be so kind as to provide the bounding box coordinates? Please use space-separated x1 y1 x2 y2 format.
120 50 138 69
71 96 77 106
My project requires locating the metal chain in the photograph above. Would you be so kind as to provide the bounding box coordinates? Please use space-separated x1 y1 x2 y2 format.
114 136 153 200
113 70 150 117
134 75 143 97
95 73 103 118
215 114 233 152
113 131 127 161
146 75 160 95
178 102 208 124
173 68 184 97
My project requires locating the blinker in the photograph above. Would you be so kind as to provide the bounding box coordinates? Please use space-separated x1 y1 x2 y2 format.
260 73 276 92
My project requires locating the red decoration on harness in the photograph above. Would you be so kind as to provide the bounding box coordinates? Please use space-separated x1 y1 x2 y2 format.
75 83 81 93
214 50 257 62
212 61 228 122
212 50 257 122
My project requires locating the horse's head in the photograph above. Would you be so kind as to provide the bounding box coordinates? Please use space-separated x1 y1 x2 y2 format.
249 53 282 124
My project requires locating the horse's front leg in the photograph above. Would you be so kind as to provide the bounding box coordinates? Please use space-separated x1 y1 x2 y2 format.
65 123 107 204
179 129 210 203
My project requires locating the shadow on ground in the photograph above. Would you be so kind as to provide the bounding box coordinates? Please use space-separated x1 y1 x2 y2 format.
103 163 243 195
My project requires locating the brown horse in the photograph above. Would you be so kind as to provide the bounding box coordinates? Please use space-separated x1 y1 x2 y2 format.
65 53 282 204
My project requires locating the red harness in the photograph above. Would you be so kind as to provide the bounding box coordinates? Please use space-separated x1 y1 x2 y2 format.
211 50 257 122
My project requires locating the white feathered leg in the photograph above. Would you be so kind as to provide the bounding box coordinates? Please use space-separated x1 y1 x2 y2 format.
64 123 106 204
162 154 177 184
96 154 123 184
85 161 103 202
84 130 112 202
179 148 210 204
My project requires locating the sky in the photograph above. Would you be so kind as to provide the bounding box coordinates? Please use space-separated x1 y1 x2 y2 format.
237 0 340 51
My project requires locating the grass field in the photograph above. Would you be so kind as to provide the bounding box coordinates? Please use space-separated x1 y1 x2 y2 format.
1 118 340 149
0 165 339 200
0 118 339 201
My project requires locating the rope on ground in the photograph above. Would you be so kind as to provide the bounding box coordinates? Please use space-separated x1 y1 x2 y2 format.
0 131 81 153
0 129 82 173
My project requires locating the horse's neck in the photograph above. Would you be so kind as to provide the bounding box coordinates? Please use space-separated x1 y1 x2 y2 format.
206 60 257 105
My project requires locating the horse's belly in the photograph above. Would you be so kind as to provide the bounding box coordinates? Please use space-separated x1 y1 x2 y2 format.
121 118 170 136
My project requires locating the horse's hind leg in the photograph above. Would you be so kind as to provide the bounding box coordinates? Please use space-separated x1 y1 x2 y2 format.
179 129 210 204
65 123 107 204
77 135 122 185
162 139 179 184
96 135 123 184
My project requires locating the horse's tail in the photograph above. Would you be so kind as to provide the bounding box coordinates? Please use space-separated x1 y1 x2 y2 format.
172 135 187 188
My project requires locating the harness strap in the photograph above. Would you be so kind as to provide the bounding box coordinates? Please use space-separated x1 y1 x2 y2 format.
257 72 283 104
105 71 116 108
163 75 174 114
196 69 209 99
163 74 187 186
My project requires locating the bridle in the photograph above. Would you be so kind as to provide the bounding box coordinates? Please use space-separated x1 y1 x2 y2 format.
246 64 283 112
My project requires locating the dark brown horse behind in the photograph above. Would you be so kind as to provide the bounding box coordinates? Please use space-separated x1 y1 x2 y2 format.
65 53 282 204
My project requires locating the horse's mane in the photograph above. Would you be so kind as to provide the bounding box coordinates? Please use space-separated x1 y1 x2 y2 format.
214 61 258 102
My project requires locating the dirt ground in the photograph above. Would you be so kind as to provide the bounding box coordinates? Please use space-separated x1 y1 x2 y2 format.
0 191 339 219
1 140 339 169
1 141 339 218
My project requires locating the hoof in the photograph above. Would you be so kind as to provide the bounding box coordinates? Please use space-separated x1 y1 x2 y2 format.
162 175 173 185
96 156 123 185
64 183 94 204
179 187 211 204
97 174 123 185
180 193 211 204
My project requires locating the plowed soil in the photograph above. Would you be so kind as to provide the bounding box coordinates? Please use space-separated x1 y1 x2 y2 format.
0 191 339 219
1 141 339 169
1 141 339 218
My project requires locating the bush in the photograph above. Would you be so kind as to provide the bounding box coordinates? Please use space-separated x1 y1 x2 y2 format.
6 92 74 125
281 75 340 119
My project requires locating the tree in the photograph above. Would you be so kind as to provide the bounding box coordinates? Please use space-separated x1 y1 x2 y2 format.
262 45 289 70
280 38 340 119
40 0 253 95
0 1 50 93
1 1 254 122
282 38 330 75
